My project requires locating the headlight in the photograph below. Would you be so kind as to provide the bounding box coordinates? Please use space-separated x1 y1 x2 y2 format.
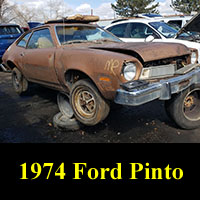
123 62 137 81
191 51 197 64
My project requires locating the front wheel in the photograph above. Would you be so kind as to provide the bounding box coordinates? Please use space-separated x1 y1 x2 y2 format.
70 79 110 126
165 84 200 130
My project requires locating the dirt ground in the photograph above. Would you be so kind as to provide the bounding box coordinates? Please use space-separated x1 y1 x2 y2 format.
0 71 200 143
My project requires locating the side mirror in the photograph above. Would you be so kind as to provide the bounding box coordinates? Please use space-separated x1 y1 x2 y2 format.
145 35 155 42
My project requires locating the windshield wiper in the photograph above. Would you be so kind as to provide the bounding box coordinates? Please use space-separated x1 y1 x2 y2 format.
62 40 90 45
94 38 119 43
62 38 120 45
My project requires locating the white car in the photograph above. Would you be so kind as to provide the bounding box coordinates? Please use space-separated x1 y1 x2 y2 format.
105 14 200 63
162 15 192 29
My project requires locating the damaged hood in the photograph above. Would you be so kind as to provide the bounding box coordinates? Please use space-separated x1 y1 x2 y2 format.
176 12 200 37
89 42 190 62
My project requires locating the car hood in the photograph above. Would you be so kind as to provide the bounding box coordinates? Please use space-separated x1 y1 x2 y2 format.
89 42 190 62
176 12 200 37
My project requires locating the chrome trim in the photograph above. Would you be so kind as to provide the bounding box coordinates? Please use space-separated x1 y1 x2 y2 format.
115 65 200 106
0 63 8 72
140 64 176 80
54 25 62 46
139 63 198 80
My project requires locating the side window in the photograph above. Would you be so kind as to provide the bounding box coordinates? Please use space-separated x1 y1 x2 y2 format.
107 23 128 38
129 23 158 39
27 29 54 49
17 33 31 48
168 20 182 29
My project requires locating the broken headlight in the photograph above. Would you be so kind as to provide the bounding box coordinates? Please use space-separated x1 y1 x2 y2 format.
123 62 136 81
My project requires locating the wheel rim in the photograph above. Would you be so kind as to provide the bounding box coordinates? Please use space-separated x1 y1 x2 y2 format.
74 88 97 119
13 71 20 89
183 88 200 121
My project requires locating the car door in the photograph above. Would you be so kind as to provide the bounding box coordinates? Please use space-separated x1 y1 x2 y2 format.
15 32 32 74
106 23 129 40
22 28 59 86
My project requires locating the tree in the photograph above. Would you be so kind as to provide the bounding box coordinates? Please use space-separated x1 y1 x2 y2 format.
12 0 74 27
171 0 200 15
0 0 16 23
12 5 38 26
111 0 159 17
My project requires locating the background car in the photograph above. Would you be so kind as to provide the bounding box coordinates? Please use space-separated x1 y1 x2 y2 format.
162 15 192 29
0 24 23 65
105 16 200 63
138 13 163 19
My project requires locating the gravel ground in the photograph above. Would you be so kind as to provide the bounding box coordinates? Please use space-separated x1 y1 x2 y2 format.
0 71 200 143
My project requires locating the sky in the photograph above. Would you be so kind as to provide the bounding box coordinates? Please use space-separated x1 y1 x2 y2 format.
62 0 167 9
10 0 176 19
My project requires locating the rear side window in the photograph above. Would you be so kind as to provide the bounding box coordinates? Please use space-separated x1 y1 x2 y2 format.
167 20 182 29
17 33 31 48
107 23 128 38
0 26 22 35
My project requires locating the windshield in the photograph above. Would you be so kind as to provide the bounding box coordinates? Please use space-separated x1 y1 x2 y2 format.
149 22 178 38
56 25 121 45
0 26 22 35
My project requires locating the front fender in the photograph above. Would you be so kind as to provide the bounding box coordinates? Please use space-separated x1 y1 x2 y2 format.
55 48 138 100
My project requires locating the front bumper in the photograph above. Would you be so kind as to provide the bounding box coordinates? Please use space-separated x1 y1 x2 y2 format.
114 65 200 106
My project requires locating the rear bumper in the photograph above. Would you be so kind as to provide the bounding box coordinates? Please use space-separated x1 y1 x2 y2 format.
114 65 200 106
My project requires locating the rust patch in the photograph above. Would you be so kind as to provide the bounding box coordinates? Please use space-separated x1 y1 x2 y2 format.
179 79 190 90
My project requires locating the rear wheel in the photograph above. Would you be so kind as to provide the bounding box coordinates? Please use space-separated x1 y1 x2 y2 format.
12 68 28 95
165 84 200 130
70 79 110 126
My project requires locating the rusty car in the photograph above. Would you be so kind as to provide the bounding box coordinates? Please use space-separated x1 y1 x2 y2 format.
2 15 200 130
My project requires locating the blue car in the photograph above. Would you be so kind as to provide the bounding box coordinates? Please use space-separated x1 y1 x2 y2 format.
0 24 23 63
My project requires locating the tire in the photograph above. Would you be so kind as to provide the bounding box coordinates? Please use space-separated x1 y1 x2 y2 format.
12 68 28 95
57 93 74 119
53 112 81 131
165 84 200 130
70 79 110 126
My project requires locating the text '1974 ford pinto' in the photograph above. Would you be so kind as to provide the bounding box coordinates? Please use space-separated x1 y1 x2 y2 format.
2 15 200 130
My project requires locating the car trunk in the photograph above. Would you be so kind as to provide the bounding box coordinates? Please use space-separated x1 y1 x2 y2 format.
0 34 21 45
0 25 22 57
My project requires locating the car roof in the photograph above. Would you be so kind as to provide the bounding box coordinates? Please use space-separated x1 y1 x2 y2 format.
105 18 162 28
27 23 98 32
161 16 192 21
106 16 194 28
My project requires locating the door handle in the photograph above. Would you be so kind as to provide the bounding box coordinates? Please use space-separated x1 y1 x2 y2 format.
20 52 25 57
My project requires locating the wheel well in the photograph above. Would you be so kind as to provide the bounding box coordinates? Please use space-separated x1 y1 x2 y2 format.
65 70 92 85
65 70 99 91
7 61 17 70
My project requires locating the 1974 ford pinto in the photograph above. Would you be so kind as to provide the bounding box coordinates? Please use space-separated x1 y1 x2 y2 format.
2 15 200 130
